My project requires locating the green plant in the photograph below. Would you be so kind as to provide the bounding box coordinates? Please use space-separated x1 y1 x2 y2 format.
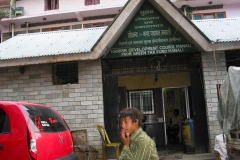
181 5 193 20
0 10 9 19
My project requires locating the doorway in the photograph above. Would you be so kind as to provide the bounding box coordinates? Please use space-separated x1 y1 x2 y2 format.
162 87 190 152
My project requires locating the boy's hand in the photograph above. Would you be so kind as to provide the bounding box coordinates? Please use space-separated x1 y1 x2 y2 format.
121 129 130 147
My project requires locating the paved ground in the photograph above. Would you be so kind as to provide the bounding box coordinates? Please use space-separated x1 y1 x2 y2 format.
109 143 219 160
159 153 219 160
109 153 218 160
109 153 219 160
157 144 219 160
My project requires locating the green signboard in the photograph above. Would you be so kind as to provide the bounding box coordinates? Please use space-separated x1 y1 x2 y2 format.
104 0 198 58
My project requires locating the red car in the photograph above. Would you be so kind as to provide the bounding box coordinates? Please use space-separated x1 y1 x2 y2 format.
0 101 78 160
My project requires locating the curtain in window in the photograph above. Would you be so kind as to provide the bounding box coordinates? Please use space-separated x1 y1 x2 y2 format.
52 0 58 9
85 0 100 5
94 0 100 4
45 0 58 10
85 0 92 5
45 0 50 10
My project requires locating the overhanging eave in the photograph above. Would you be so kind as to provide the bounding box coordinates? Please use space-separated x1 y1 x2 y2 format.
0 51 98 68
214 41 240 51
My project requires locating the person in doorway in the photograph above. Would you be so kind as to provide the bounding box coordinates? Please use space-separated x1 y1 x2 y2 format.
118 107 158 160
167 109 182 143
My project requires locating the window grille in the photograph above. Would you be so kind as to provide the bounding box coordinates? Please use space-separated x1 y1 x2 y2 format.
102 53 201 75
83 22 111 28
42 26 70 32
52 62 78 85
128 90 154 114
193 12 225 20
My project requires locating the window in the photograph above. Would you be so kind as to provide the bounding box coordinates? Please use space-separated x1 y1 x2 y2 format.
85 0 100 5
83 22 111 28
45 0 59 10
52 62 78 85
128 90 154 114
0 108 10 134
21 106 68 132
42 26 70 32
193 12 225 20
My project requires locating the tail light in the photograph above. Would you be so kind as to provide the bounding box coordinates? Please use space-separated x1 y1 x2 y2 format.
27 120 38 160
29 139 37 160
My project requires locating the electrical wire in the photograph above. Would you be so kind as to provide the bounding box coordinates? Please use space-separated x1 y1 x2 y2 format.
171 0 190 42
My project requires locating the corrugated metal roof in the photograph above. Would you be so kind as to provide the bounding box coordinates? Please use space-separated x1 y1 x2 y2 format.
0 26 107 60
192 18 240 43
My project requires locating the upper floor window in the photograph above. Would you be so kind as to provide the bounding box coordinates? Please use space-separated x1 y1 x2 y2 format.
193 12 225 20
45 0 59 10
42 26 70 32
85 0 100 5
83 22 111 28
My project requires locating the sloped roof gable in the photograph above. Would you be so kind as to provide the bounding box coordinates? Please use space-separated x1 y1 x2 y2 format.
104 0 199 59
0 0 240 68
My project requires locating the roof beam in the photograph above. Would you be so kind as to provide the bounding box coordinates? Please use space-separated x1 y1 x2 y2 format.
75 12 83 21
214 41 240 51
0 52 97 68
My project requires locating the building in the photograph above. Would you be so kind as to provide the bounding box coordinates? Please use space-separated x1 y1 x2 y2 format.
172 0 240 19
0 0 127 42
0 0 240 159
1 0 240 42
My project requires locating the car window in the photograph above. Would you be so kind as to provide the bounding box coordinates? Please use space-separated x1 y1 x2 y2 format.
21 106 68 132
0 108 10 134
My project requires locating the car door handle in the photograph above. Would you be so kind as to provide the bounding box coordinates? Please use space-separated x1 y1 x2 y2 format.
0 145 4 150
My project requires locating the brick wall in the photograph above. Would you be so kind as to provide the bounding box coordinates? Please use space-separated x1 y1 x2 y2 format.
201 51 227 153
0 60 104 159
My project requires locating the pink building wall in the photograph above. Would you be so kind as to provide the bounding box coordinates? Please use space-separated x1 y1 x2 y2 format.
193 6 240 18
16 0 127 17
225 7 240 18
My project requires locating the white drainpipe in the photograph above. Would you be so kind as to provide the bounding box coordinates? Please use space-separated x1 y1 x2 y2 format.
11 23 15 37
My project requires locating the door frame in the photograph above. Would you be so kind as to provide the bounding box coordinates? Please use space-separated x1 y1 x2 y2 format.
162 86 190 145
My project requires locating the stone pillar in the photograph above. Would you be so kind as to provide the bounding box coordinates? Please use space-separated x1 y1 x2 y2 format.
201 51 228 153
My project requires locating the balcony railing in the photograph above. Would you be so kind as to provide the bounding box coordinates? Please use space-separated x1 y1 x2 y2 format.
0 6 16 19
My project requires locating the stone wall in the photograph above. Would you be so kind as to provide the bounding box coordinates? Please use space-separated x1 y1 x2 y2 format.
201 51 227 153
0 60 104 159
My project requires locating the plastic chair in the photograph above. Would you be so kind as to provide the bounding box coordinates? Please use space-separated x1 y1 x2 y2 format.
96 125 121 160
